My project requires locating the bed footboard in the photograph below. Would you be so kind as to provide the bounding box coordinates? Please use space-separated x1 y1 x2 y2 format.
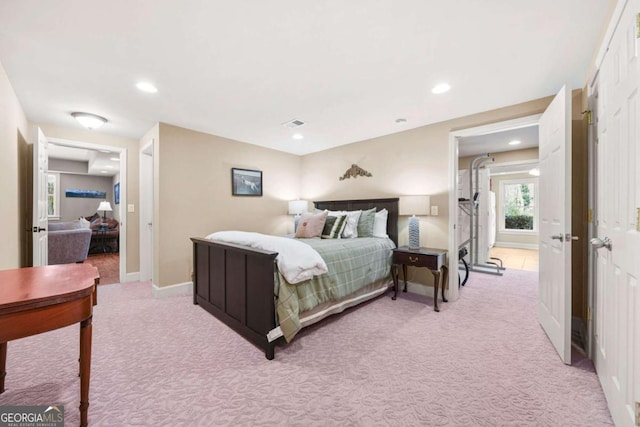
191 237 279 360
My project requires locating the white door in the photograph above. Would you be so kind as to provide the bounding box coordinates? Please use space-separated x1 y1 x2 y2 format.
538 84 572 364
140 141 154 282
592 2 640 425
32 126 48 266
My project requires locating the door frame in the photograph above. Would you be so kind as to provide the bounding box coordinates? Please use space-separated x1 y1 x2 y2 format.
139 140 154 283
47 137 128 283
447 114 542 301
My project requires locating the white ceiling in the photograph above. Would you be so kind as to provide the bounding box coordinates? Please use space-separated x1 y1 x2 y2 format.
0 1 613 156
49 143 120 176
458 125 539 158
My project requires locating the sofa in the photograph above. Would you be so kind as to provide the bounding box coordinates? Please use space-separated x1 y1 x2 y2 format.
48 220 92 265
85 213 120 254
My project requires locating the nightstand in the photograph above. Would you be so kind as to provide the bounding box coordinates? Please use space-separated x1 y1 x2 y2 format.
391 246 448 312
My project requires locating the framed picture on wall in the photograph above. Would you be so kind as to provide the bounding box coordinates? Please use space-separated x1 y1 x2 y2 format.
114 182 120 204
231 168 262 196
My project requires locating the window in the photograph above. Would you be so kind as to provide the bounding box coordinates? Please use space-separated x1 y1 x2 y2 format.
47 173 60 219
499 178 537 233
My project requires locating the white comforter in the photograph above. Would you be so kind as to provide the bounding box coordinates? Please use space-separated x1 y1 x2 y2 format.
205 231 328 284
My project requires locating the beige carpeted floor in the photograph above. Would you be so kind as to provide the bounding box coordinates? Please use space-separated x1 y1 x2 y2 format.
0 270 611 426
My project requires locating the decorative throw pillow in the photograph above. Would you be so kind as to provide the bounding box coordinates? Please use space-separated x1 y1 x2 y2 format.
322 214 348 239
295 210 328 238
356 207 376 237
340 210 362 238
372 208 388 238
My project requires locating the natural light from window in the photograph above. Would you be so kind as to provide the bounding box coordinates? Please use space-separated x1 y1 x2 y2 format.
500 178 537 232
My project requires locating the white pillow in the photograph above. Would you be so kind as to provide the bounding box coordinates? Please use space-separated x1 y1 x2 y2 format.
372 208 388 238
338 210 362 238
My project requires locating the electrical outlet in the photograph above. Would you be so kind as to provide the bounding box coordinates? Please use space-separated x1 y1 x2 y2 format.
431 206 438 216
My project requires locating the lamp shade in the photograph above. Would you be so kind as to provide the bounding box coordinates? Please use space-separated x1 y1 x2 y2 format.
97 201 113 212
288 200 308 215
399 195 430 216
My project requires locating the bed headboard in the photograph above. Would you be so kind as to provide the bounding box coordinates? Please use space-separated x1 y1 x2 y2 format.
313 198 399 246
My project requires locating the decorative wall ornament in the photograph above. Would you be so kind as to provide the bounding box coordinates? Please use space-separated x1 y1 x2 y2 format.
339 164 372 181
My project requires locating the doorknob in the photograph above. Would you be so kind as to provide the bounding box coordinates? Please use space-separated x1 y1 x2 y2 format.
590 237 612 251
551 234 564 241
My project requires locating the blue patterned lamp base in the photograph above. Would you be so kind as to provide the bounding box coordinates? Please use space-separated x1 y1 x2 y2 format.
408 216 420 249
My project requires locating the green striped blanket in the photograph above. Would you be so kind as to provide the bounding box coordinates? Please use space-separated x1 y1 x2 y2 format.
276 237 395 342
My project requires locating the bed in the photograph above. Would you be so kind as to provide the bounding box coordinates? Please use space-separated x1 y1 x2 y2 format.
191 198 399 359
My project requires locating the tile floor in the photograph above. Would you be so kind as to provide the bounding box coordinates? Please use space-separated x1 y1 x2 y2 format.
489 246 539 271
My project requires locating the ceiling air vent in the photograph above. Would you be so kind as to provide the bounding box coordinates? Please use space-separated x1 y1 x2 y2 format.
282 119 305 129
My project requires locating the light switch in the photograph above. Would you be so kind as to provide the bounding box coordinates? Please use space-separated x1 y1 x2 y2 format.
128 204 135 213
431 206 438 216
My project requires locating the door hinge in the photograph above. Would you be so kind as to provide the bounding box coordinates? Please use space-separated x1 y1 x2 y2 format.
635 401 640 426
587 208 593 224
587 306 592 321
581 109 593 125
636 207 640 232
637 13 640 38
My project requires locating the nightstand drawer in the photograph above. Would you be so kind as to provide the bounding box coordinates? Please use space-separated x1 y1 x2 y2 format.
393 250 443 270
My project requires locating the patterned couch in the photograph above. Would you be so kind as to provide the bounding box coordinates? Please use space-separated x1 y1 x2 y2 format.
48 220 92 265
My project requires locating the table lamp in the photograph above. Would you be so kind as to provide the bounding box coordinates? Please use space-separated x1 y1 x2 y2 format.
399 195 430 249
97 201 113 225
288 200 308 232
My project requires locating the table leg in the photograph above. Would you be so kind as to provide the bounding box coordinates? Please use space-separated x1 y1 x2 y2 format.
79 317 92 427
0 342 6 394
431 269 441 312
402 264 408 292
391 265 399 300
441 265 449 303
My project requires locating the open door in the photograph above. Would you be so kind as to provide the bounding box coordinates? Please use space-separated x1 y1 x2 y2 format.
32 126 49 266
538 84 572 364
591 1 640 424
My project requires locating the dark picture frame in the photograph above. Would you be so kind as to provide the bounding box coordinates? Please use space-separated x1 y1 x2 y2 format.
114 182 120 205
231 168 262 196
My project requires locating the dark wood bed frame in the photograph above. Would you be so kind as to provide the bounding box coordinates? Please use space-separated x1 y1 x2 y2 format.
191 198 399 359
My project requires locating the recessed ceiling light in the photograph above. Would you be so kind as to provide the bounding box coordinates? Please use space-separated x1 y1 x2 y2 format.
431 83 451 94
395 118 407 124
292 133 304 140
110 157 119 161
71 112 107 130
136 82 158 93
100 171 108 174
508 140 521 145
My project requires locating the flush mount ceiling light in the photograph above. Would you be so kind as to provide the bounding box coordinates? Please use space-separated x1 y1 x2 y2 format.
431 83 451 94
71 112 107 130
136 82 158 93
508 140 521 145
292 133 304 140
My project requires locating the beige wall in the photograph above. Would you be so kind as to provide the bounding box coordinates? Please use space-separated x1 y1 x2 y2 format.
154 123 301 287
37 123 141 274
300 96 555 287
0 61 29 269
459 147 539 170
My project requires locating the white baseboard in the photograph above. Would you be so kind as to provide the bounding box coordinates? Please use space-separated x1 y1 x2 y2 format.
125 272 140 282
494 242 539 250
151 281 193 298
